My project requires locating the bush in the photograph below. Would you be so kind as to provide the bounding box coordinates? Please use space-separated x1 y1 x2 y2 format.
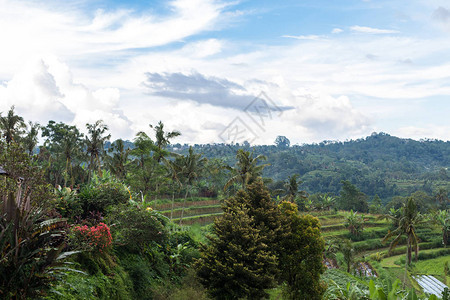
78 174 130 216
107 203 167 251
70 223 112 253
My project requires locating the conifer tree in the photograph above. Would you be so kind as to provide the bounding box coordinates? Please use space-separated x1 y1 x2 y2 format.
196 194 277 299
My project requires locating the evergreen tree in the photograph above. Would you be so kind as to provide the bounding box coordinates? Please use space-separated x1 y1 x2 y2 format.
196 191 277 299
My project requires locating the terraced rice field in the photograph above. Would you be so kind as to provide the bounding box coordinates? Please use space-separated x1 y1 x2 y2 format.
151 197 223 226
315 210 449 296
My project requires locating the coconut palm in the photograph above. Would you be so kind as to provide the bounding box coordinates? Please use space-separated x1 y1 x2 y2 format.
382 197 425 285
107 139 130 180
22 121 40 155
164 159 182 220
129 131 158 195
224 149 269 192
0 106 26 145
177 147 206 225
85 120 111 179
149 121 180 162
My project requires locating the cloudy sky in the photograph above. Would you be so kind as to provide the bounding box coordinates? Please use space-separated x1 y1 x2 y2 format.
0 0 449 145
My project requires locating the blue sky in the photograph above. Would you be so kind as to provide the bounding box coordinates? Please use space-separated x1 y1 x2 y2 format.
0 0 449 144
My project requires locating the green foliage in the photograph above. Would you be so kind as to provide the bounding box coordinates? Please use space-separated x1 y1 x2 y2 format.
383 197 425 266
433 209 449 246
278 201 326 299
107 203 167 252
345 209 365 237
0 142 76 299
78 172 129 216
51 185 83 218
339 180 369 212
224 149 269 192
196 181 279 299
49 252 133 300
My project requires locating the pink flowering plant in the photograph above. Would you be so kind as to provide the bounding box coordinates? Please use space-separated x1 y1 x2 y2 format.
70 222 113 253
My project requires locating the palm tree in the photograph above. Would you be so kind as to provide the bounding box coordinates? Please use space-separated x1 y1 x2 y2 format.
85 120 111 179
164 159 182 220
22 121 40 155
129 131 157 195
177 147 206 225
382 197 424 284
149 121 181 162
61 130 83 187
107 139 130 180
224 149 269 192
0 106 26 145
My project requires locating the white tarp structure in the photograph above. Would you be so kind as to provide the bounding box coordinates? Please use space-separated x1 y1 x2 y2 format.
413 275 448 297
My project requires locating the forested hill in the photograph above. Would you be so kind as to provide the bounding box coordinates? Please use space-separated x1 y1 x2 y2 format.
168 133 450 202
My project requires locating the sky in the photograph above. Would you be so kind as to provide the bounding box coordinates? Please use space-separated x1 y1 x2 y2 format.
0 0 449 145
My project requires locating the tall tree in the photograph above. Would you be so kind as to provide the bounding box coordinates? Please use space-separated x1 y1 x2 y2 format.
149 121 180 162
41 121 84 187
339 180 369 212
0 106 26 145
196 180 280 299
224 149 269 192
85 120 111 179
177 146 206 225
278 201 325 299
106 139 130 180
382 197 424 284
128 131 157 196
23 121 40 155
274 135 290 148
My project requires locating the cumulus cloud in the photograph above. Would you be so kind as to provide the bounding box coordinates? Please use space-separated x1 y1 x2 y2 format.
350 25 399 34
331 28 343 34
0 57 132 140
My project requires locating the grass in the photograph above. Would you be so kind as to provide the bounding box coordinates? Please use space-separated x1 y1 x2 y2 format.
412 255 450 282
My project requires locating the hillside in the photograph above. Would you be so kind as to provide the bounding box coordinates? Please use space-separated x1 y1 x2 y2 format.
168 133 450 203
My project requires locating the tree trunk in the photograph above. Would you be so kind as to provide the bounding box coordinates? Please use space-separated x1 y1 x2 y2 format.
179 186 189 226
170 190 175 221
404 236 411 287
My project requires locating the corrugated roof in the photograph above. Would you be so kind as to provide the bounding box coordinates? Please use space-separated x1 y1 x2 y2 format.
0 166 8 175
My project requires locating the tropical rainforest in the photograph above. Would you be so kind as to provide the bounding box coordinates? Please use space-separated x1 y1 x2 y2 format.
0 105 449 299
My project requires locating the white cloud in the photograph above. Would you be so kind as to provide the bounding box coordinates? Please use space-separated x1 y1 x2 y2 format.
350 25 400 34
282 35 323 40
394 125 450 141
332 28 343 34
0 56 132 140
0 0 232 78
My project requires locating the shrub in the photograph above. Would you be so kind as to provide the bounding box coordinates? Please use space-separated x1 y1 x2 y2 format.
78 173 130 216
71 223 112 253
107 203 167 251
